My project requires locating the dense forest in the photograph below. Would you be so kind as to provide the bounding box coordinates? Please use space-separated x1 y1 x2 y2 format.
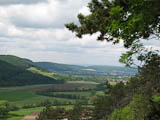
0 56 64 86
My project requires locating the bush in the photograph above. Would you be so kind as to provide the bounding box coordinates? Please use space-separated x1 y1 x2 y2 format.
0 101 10 118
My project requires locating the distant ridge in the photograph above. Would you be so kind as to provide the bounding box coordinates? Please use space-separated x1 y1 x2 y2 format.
35 62 137 76
0 55 32 69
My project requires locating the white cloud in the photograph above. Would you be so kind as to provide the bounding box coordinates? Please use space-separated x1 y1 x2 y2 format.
0 0 158 66
0 0 90 29
78 6 91 16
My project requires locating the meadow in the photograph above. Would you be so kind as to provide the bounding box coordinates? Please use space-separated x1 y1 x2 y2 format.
0 83 95 107
0 83 98 120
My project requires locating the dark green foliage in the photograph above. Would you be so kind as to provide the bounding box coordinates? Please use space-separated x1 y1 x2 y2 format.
68 103 83 120
108 94 152 120
93 82 126 119
0 60 63 86
37 103 93 120
108 94 160 120
36 106 67 120
66 0 160 46
0 101 10 118
0 100 18 118
0 55 48 72
0 55 32 69
37 92 88 100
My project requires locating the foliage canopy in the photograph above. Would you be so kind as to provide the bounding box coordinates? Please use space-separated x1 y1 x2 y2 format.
66 0 160 66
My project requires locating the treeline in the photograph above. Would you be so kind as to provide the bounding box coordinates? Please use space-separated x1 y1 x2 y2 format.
37 82 106 93
22 99 89 109
0 60 64 86
36 103 93 120
36 83 106 101
37 92 88 100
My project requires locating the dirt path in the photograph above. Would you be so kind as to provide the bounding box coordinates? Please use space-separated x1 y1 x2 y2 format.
21 112 39 120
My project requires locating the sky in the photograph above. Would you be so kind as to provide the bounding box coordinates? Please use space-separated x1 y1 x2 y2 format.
0 0 159 66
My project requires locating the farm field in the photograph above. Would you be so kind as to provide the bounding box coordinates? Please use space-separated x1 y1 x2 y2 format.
0 72 130 120
68 80 99 85
0 83 100 106
0 83 99 120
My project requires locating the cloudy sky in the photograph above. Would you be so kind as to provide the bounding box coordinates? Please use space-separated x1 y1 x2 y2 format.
0 0 159 66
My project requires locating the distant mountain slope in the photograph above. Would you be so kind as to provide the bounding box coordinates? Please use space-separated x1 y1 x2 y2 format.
0 57 63 87
35 62 137 76
0 55 33 69
0 55 48 72
35 62 84 72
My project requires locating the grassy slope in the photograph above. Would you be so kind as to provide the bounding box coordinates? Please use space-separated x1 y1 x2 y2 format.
27 67 56 79
0 85 53 106
68 80 98 85
0 84 92 107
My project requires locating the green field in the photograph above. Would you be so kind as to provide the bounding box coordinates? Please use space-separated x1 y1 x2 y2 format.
68 80 99 85
0 83 96 120
2 105 74 120
2 107 44 120
0 91 37 102
0 83 99 107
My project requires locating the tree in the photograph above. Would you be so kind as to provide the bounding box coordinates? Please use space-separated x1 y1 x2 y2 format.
108 94 152 120
0 101 10 118
66 0 160 66
68 102 83 120
36 106 66 120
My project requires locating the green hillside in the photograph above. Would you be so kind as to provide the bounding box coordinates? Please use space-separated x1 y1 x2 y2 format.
0 55 32 69
0 60 63 87
27 67 56 79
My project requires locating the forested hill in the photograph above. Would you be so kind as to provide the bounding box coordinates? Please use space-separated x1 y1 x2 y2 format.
35 62 137 76
0 55 46 71
0 56 63 86
0 55 137 86
0 55 32 69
